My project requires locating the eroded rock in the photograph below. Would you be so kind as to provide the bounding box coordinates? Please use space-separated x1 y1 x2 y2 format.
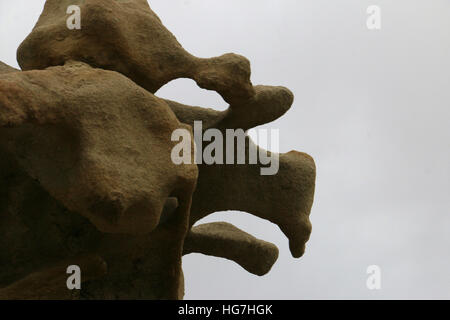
0 61 198 235
184 222 279 276
0 0 316 299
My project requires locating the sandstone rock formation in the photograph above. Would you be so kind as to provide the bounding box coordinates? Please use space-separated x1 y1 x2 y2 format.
0 0 316 299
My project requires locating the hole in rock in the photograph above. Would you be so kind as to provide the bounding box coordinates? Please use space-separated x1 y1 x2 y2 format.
193 210 281 244
156 78 228 111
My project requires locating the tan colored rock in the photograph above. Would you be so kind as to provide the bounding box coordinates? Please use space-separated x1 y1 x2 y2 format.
0 62 18 74
166 100 316 258
1 0 317 299
17 0 254 105
0 255 107 300
17 0 294 121
0 61 196 299
184 222 279 276
0 61 198 235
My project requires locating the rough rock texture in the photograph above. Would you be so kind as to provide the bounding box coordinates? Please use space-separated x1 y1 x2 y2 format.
184 222 279 276
17 0 254 105
0 61 198 235
0 62 197 299
0 0 316 299
0 62 18 74
0 255 107 300
167 100 316 258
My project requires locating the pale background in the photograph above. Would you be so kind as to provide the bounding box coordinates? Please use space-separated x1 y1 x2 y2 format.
0 0 449 299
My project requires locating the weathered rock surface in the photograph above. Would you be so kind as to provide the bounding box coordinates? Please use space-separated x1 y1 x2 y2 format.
167 100 316 258
0 61 198 235
0 62 18 74
184 222 279 276
17 0 254 105
0 62 197 299
0 255 107 300
0 0 316 299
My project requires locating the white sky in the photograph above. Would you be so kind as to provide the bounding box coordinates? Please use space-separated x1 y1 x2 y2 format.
1 0 449 299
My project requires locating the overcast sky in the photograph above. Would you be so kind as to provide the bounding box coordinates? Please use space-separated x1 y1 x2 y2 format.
1 0 449 299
